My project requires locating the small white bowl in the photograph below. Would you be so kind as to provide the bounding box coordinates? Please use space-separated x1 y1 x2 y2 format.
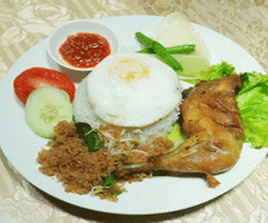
47 19 121 73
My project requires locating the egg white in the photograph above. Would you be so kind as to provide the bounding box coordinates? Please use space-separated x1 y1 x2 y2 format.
87 53 182 127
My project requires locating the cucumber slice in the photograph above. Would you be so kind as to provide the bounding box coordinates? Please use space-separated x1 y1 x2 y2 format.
25 86 74 139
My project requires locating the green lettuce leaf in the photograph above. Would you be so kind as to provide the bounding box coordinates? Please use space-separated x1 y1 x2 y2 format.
237 72 268 148
180 61 235 84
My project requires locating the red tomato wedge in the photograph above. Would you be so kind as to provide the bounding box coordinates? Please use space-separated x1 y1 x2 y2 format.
13 67 76 104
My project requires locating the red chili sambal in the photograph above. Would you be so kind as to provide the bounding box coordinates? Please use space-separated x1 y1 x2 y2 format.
59 32 111 69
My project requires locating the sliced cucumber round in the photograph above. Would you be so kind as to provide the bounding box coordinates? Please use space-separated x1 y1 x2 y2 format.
25 86 74 139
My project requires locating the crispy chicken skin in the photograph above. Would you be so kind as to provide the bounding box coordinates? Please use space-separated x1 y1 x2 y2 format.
149 75 244 186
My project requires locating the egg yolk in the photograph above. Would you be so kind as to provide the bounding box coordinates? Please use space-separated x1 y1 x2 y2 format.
109 58 150 83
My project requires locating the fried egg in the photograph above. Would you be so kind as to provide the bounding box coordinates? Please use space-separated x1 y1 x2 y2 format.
87 53 182 127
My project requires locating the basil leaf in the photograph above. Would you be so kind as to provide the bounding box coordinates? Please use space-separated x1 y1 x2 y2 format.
103 174 114 189
75 122 104 152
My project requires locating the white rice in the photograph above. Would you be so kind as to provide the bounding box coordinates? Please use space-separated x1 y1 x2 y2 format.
73 76 181 144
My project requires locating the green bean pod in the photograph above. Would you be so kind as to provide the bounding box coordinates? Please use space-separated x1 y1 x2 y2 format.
135 32 183 72
137 44 196 55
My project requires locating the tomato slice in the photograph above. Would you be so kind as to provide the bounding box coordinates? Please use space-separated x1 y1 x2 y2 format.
13 67 76 104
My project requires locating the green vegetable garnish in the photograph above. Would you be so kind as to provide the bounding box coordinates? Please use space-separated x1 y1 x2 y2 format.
180 61 235 84
75 122 104 152
112 191 122 196
103 174 115 189
201 61 235 80
135 32 183 72
137 44 196 55
119 155 126 160
165 122 187 151
236 72 268 148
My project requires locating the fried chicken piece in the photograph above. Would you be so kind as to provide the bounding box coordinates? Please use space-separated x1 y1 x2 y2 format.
149 75 244 187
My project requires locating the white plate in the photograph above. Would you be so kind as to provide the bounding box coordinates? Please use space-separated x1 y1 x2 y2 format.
0 15 268 215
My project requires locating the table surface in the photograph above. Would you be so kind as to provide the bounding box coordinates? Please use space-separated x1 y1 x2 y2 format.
0 0 268 222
